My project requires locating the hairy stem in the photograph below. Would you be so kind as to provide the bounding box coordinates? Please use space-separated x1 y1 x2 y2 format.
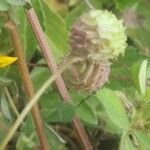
5 20 49 150
25 3 92 150
25 7 70 102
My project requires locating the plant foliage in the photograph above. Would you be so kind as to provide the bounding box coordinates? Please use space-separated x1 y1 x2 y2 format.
0 0 150 149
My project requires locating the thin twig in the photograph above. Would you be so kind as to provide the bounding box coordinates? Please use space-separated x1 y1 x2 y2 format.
28 63 48 68
5 20 49 150
4 87 19 117
24 3 92 150
12 63 48 68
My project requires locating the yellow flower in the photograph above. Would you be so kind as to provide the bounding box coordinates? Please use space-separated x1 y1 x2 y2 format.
0 55 17 68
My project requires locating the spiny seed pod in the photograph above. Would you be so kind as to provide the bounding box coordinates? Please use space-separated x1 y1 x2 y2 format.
62 9 127 92
63 59 110 92
69 10 127 61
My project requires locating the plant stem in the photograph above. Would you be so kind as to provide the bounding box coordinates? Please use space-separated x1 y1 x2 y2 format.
5 20 49 150
25 7 70 103
25 5 93 150
28 63 48 68
4 87 19 117
13 63 48 68
0 56 80 150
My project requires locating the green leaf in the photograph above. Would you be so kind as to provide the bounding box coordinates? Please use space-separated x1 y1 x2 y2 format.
96 88 130 129
0 112 12 142
135 130 150 149
32 0 45 30
116 46 142 66
24 24 38 61
45 124 66 144
21 114 67 149
0 16 6 28
38 91 62 109
131 60 148 95
20 114 38 143
30 59 51 91
139 60 147 95
44 125 67 150
16 7 38 61
41 108 61 122
98 111 122 134
107 46 144 92
114 0 137 10
41 102 75 123
0 29 12 54
43 0 68 16
0 0 10 11
7 0 25 6
127 1 150 53
41 1 69 61
1 90 11 120
90 0 103 9
54 102 75 122
131 61 141 92
16 0 45 61
71 92 98 125
119 130 136 150
77 101 98 125
16 134 35 150
65 3 87 30
0 78 12 88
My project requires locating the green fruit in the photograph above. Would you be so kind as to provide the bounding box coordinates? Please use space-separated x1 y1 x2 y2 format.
69 10 127 61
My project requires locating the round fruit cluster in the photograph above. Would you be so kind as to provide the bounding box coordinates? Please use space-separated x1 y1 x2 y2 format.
63 9 127 92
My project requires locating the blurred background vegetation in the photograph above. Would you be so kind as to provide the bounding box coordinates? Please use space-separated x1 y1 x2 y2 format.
0 0 150 149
